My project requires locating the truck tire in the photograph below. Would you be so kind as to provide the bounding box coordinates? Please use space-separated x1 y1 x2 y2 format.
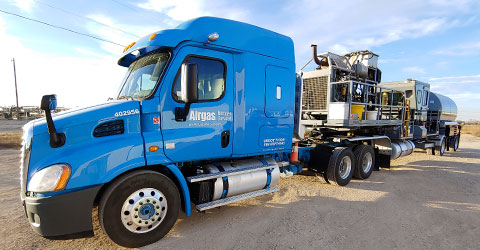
436 137 446 156
453 135 460 151
353 145 375 180
327 147 355 186
99 170 180 248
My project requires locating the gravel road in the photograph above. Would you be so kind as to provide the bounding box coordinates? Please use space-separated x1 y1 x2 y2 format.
1 135 479 250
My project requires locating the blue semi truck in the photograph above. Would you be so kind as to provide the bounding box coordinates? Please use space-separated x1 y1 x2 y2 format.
20 17 461 247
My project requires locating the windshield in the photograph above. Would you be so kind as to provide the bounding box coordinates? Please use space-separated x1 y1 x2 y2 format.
116 52 170 100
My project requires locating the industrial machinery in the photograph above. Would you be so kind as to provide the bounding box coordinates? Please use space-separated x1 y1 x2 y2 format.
19 17 461 248
380 79 461 155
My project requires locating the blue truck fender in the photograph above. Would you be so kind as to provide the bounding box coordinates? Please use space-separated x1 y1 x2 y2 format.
165 164 191 216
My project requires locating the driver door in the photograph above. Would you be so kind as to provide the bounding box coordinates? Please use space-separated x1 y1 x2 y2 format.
161 47 234 162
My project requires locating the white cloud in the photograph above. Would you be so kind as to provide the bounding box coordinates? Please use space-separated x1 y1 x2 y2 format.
85 14 165 55
14 0 35 12
429 74 480 82
0 16 125 108
329 44 350 55
429 74 480 120
403 66 426 74
137 0 207 21
433 41 480 56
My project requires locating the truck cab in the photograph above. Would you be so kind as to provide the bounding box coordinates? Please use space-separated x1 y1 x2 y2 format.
21 17 295 247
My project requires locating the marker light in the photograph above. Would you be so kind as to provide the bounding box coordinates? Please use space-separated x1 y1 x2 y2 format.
149 33 157 41
149 146 159 152
123 42 136 52
28 164 71 193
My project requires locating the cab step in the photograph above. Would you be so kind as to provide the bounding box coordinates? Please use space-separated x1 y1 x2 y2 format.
187 163 277 183
196 187 279 211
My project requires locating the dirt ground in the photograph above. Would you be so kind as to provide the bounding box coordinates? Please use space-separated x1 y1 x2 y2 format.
0 135 479 250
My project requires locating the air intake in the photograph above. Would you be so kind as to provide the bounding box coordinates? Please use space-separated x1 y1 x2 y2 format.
93 120 124 137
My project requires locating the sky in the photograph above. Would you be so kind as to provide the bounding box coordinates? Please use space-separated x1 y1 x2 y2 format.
0 0 479 120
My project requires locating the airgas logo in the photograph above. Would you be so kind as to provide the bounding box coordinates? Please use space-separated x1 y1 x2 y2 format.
189 111 216 121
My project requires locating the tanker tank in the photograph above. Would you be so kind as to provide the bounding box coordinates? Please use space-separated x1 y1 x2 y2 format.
428 92 458 121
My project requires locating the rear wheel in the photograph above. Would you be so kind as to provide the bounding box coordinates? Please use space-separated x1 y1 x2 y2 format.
99 170 180 248
436 137 446 156
453 135 460 151
327 147 355 186
353 145 375 180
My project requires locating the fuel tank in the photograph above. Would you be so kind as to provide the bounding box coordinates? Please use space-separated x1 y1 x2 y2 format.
391 140 416 160
204 158 280 200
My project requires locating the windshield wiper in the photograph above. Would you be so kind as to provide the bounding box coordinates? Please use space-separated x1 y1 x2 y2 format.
117 95 133 100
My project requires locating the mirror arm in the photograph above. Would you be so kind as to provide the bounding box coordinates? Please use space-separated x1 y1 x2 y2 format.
40 95 65 148
44 110 66 148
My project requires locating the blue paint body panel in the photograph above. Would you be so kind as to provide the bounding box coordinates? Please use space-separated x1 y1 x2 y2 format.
119 17 294 66
25 17 298 221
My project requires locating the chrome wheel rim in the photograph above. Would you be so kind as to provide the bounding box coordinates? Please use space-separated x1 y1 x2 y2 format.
441 140 446 154
362 152 373 173
455 137 459 149
339 156 352 179
121 188 167 233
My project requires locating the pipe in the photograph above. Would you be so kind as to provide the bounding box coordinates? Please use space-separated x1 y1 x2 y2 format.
311 44 328 67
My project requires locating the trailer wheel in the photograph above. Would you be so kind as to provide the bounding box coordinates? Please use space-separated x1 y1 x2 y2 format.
436 137 446 156
453 135 460 151
99 170 180 248
353 145 375 180
327 147 355 186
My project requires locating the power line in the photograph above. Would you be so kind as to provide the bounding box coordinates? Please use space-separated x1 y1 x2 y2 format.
0 9 126 47
33 0 141 38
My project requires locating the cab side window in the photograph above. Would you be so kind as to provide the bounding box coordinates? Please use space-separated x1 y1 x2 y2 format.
173 56 225 102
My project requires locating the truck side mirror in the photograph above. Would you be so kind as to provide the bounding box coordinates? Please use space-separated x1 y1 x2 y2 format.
40 94 65 148
176 63 198 121
41 95 57 111
181 63 198 103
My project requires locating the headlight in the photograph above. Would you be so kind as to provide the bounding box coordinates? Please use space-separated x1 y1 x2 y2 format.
28 164 71 193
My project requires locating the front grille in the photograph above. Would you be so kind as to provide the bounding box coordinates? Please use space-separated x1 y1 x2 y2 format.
302 76 328 110
93 120 124 137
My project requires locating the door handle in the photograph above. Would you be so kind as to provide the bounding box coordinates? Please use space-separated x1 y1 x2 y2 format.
221 130 230 148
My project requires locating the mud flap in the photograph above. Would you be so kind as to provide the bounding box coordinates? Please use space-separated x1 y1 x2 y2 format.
375 149 391 169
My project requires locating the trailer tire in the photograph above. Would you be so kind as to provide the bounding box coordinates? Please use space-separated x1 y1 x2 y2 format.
453 135 460 151
436 137 446 156
353 145 375 180
99 170 180 248
327 147 355 186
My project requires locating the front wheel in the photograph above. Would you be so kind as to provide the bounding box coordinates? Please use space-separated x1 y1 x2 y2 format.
99 170 180 248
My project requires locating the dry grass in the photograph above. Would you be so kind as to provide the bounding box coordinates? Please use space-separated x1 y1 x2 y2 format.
462 124 480 137
0 131 23 149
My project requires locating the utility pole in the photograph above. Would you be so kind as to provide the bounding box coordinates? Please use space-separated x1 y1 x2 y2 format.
12 58 19 120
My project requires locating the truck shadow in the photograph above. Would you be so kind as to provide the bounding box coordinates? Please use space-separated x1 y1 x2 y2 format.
442 147 480 159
